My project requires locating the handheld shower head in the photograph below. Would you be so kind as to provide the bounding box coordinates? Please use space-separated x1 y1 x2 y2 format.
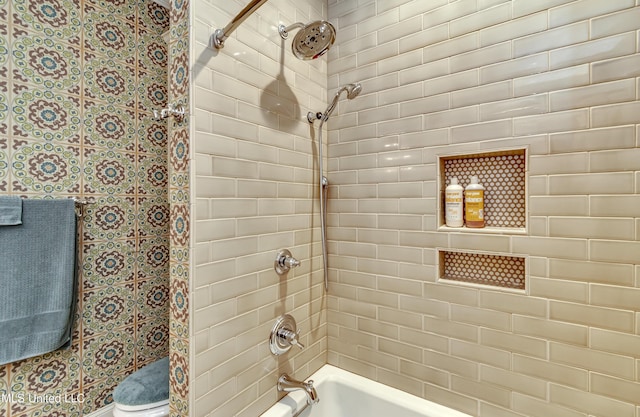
322 83 362 121
345 83 362 100
279 20 336 60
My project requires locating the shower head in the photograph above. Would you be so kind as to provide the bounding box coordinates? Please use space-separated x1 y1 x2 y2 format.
344 83 362 100
321 83 362 121
278 20 336 60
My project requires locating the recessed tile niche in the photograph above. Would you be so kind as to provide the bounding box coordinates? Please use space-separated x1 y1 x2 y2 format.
438 250 527 292
437 148 528 291
439 148 527 232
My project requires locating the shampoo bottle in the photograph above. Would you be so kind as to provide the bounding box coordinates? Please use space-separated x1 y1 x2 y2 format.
465 176 485 228
445 177 464 227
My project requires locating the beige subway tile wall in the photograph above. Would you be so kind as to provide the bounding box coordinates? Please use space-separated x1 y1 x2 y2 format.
188 0 640 416
327 1 640 416
191 0 328 416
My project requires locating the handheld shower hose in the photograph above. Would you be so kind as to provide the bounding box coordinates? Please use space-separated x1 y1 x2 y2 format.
310 83 362 291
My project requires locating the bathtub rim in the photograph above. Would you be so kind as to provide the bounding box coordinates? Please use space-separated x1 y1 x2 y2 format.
260 364 472 417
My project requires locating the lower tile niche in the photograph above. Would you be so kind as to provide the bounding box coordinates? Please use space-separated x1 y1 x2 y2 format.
438 250 526 291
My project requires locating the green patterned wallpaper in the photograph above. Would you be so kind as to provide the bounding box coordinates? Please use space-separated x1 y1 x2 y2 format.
0 0 170 415
165 0 189 414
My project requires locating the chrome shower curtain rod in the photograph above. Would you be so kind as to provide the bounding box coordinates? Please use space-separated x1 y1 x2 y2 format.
211 0 269 49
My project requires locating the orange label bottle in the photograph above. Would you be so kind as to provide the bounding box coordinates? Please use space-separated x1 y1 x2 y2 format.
465 176 485 228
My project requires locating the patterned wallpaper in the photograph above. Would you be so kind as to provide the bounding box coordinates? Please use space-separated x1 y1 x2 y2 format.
0 0 170 415
165 0 190 415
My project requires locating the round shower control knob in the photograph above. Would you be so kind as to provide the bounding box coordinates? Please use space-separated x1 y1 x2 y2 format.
274 249 301 275
269 314 303 355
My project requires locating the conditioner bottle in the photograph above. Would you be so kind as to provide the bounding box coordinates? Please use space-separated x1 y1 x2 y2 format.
445 177 464 227
465 176 485 228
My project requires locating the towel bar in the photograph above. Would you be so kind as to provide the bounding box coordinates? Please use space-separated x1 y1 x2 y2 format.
72 197 92 217
72 197 92 206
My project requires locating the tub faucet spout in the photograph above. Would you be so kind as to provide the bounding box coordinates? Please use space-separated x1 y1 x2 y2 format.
277 373 319 405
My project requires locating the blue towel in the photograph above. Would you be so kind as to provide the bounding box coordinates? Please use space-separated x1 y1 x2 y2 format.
0 196 23 226
0 199 78 365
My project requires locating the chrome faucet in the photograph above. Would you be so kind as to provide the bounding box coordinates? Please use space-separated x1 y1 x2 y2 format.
278 374 319 405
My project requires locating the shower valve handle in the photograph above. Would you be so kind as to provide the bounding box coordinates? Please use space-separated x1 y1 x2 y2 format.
278 328 304 349
274 249 301 275
284 256 300 268
269 314 304 355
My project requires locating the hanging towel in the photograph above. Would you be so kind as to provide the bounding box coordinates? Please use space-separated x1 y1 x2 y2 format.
0 196 23 226
0 199 78 365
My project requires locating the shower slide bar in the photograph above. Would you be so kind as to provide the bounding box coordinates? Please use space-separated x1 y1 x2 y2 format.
211 0 269 49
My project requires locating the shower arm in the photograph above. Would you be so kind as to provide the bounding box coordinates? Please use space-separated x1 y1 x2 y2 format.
211 0 269 49
278 22 305 39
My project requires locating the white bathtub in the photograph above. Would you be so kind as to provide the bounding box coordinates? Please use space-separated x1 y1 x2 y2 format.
260 365 472 417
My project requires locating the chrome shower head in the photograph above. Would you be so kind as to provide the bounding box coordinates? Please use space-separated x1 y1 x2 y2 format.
344 83 362 100
326 83 362 117
312 83 362 122
279 20 336 60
